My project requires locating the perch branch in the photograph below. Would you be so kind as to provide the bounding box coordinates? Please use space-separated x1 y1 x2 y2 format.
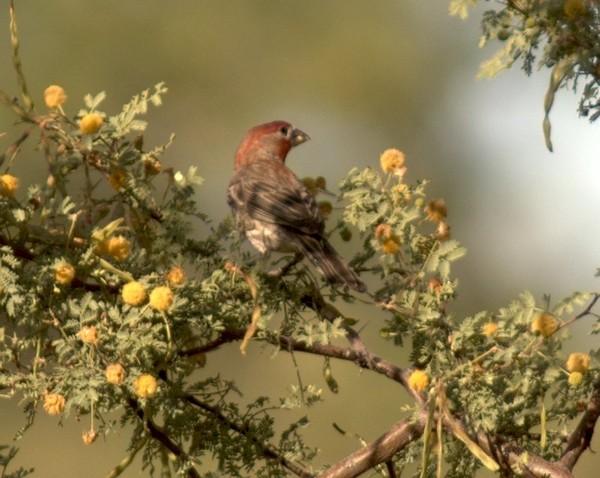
316 416 426 478
559 380 600 471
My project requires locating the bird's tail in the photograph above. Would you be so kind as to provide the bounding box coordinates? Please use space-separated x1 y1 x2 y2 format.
294 235 366 292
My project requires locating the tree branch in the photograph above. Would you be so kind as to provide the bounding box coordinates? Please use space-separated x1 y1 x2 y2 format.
559 379 600 471
183 394 315 478
127 398 201 478
317 416 426 478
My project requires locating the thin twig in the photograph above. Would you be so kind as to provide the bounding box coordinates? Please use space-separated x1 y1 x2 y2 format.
127 398 201 478
184 394 315 478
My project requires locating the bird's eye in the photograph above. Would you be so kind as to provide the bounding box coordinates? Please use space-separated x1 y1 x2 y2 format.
279 126 289 136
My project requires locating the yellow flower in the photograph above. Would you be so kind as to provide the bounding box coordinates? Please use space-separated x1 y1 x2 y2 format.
380 148 405 173
122 281 147 306
408 370 430 391
44 85 67 108
568 371 583 387
105 363 126 385
481 322 498 336
166 267 186 286
382 236 401 254
149 286 174 311
54 262 76 285
107 236 130 260
425 199 448 222
0 174 19 197
79 113 104 134
108 169 127 190
82 429 99 445
134 373 158 398
531 312 559 338
97 235 131 261
79 325 99 345
566 352 591 373
43 392 66 415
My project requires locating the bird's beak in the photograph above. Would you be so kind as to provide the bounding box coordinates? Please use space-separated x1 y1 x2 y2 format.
291 128 310 146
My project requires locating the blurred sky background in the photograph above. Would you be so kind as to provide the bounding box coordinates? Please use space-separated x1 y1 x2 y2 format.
1 1 599 477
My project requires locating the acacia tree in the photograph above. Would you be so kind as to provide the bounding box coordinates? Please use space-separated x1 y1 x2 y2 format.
1 2 599 477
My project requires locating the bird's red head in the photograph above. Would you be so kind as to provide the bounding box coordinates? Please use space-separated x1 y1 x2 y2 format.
234 120 310 170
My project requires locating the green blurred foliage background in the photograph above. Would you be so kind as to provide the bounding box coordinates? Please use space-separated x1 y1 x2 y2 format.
1 1 599 476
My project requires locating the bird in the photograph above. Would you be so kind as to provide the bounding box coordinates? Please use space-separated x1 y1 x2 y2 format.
227 120 366 292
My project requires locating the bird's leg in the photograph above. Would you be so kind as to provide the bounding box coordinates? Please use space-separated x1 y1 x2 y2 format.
266 252 304 279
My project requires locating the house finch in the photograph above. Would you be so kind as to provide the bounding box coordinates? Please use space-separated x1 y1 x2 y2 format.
227 120 366 292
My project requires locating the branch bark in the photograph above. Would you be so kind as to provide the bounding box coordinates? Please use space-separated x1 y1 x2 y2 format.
559 380 600 471
316 416 426 478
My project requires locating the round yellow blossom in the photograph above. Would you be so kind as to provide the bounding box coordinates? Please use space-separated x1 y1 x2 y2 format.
315 176 327 190
108 169 127 190
0 174 19 197
481 322 498 336
122 281 147 306
44 85 67 109
564 0 587 19
149 286 174 311
566 352 591 373
107 236 130 260
79 113 104 134
134 373 158 398
54 262 76 285
79 325 99 345
531 312 559 338
425 199 448 222
43 392 66 415
166 267 186 286
568 371 584 387
380 148 405 173
408 370 430 391
97 235 131 261
105 363 126 385
382 236 401 254
318 201 333 218
82 429 99 445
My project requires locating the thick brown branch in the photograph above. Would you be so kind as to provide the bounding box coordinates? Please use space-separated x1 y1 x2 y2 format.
474 431 574 478
317 416 426 478
182 326 422 406
559 380 600 470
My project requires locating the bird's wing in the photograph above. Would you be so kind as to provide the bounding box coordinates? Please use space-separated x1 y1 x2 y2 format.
227 161 323 235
